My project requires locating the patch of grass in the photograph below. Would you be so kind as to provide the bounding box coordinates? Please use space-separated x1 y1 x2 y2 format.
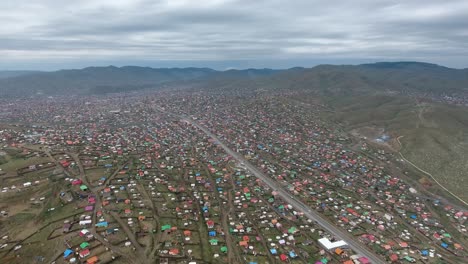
0 155 8 165
0 155 51 174
5 212 36 225
324 93 468 203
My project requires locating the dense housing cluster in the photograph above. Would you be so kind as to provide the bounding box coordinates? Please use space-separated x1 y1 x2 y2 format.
0 91 466 264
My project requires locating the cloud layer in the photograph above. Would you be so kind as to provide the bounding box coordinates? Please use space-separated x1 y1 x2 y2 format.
1 0 468 69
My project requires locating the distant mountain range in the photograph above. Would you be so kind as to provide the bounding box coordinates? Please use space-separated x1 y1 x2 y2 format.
0 71 42 79
0 62 467 97
0 66 280 97
205 61 468 96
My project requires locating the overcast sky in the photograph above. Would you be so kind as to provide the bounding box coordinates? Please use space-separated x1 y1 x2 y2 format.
1 0 468 70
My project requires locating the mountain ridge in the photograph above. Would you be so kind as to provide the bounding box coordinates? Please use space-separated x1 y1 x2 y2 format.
0 70 42 79
1 62 467 97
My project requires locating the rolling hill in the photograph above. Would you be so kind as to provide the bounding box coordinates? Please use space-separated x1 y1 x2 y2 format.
0 66 281 97
0 71 41 79
0 66 216 97
320 93 468 203
1 62 467 98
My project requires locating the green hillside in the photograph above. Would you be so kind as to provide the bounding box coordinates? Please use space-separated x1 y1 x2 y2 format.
323 93 468 203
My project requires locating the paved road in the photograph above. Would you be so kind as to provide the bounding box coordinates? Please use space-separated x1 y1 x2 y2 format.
179 116 386 264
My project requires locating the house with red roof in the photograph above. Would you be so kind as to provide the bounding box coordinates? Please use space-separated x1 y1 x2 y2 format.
239 241 248 247
280 254 288 261
206 220 214 228
168 248 179 256
79 249 90 258
72 179 82 185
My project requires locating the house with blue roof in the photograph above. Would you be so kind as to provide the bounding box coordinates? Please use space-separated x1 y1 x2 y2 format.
96 221 108 227
63 249 73 258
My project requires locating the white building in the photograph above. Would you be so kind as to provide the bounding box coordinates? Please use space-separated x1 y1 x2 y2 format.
79 220 92 226
318 237 348 250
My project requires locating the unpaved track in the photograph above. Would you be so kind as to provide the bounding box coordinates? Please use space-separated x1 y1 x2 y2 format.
397 136 468 207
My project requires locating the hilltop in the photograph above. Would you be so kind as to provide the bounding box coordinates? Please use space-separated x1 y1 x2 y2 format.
0 66 278 97
1 62 467 97
0 71 41 79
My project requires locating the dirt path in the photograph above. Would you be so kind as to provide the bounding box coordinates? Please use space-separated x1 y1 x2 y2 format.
86 230 134 264
415 101 426 128
68 153 150 263
221 190 241 264
109 211 149 262
67 153 101 236
136 178 162 257
8 150 137 263
221 167 236 263
397 136 468 206
103 161 130 186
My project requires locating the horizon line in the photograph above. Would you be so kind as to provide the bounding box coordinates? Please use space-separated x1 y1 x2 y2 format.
1 61 467 73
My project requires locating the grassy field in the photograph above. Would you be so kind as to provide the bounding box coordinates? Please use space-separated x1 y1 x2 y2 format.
320 93 468 204
0 153 51 175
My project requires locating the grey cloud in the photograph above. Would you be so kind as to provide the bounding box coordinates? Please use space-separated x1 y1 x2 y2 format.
0 0 467 70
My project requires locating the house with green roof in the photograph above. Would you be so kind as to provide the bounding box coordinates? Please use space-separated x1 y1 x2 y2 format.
161 224 172 231
80 241 90 249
